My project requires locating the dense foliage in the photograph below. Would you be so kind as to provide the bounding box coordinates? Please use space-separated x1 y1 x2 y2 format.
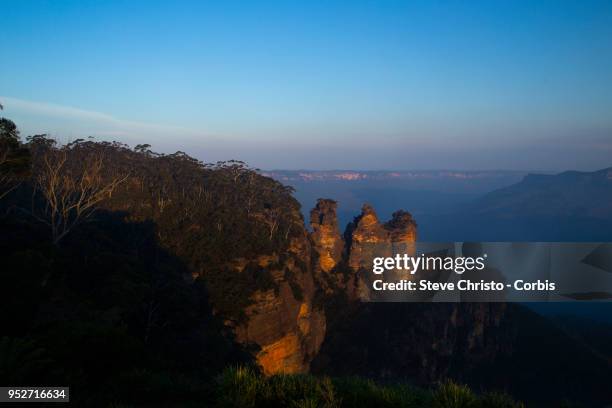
0 116 304 406
2 122 305 316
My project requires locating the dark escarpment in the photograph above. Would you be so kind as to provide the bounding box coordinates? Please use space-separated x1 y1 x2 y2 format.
1 134 505 380
2 133 610 406
1 137 327 379
307 202 510 386
307 202 611 406
0 135 515 377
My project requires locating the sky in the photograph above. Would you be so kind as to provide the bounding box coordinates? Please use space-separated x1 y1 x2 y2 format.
1 0 611 171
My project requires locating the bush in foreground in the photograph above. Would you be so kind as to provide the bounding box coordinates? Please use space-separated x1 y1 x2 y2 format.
215 366 525 408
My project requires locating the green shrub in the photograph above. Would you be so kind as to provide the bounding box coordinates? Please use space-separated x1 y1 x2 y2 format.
215 366 532 408
333 376 430 408
433 380 477 408
217 366 262 408
216 366 340 408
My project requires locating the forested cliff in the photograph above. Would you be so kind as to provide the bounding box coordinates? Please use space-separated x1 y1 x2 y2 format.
1 117 610 406
0 118 505 375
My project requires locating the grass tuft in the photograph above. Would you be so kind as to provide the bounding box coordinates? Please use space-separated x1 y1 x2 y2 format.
216 366 526 408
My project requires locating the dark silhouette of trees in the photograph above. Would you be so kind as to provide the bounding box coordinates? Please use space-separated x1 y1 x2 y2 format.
0 116 260 405
29 139 128 244
0 117 302 315
0 107 29 201
0 118 19 142
0 112 302 404
0 144 18 201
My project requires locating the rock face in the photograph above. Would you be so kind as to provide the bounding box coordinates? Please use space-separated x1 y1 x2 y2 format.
307 201 509 386
310 199 344 274
386 210 418 250
344 204 418 300
346 204 391 271
233 201 417 374
311 302 510 384
232 199 505 382
346 205 417 270
232 225 326 375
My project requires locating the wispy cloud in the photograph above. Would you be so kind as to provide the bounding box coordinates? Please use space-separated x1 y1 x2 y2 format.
0 96 214 145
0 96 297 166
2 96 117 122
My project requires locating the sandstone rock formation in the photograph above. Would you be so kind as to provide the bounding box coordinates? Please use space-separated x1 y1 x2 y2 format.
386 210 418 252
231 198 506 382
307 201 508 385
232 201 415 374
346 205 417 270
232 228 326 375
344 204 418 300
346 204 391 271
309 199 343 274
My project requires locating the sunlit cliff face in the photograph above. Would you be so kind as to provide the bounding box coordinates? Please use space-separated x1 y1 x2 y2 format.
310 199 344 273
230 200 419 376
228 199 510 378
345 205 418 301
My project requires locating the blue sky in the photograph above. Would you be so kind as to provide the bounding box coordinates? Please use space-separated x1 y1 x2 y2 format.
1 0 611 170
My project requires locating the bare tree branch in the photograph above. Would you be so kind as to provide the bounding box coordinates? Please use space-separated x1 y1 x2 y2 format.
34 146 129 244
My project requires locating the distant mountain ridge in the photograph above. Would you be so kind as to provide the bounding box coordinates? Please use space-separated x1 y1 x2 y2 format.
471 167 612 218
264 169 527 183
270 166 612 241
